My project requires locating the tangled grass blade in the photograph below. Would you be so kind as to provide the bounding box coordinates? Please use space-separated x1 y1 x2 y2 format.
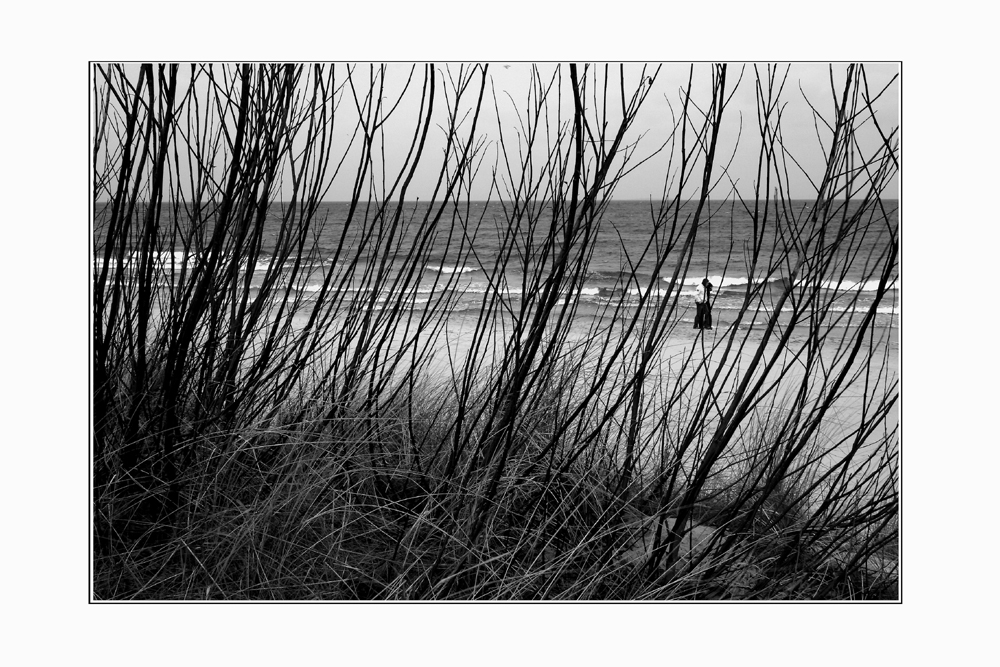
93 63 898 601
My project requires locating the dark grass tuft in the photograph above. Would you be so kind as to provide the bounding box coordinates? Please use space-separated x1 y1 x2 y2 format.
93 63 898 600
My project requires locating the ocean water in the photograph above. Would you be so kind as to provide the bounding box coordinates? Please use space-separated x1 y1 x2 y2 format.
94 199 899 331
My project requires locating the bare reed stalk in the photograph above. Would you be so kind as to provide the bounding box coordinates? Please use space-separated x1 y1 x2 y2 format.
93 62 897 600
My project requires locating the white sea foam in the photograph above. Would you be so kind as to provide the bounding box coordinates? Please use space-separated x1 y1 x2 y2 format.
462 284 524 296
95 250 193 270
427 264 479 275
828 304 899 315
710 303 899 316
819 278 898 292
95 250 302 275
680 275 752 288
655 273 899 293
627 286 673 297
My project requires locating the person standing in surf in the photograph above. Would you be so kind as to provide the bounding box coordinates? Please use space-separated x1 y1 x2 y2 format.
694 278 714 330
703 279 714 330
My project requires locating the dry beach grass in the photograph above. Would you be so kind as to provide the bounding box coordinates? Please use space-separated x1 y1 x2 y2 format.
92 63 899 600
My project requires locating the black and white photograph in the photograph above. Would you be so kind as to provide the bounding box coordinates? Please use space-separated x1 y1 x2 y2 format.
91 61 899 601
9 3 999 661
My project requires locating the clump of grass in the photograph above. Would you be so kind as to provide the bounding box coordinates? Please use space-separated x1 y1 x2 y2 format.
93 63 898 600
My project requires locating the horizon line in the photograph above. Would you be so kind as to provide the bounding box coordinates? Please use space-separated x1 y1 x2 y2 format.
94 197 900 205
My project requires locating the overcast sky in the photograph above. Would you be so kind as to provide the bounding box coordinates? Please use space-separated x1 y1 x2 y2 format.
106 62 899 202
376 62 899 202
